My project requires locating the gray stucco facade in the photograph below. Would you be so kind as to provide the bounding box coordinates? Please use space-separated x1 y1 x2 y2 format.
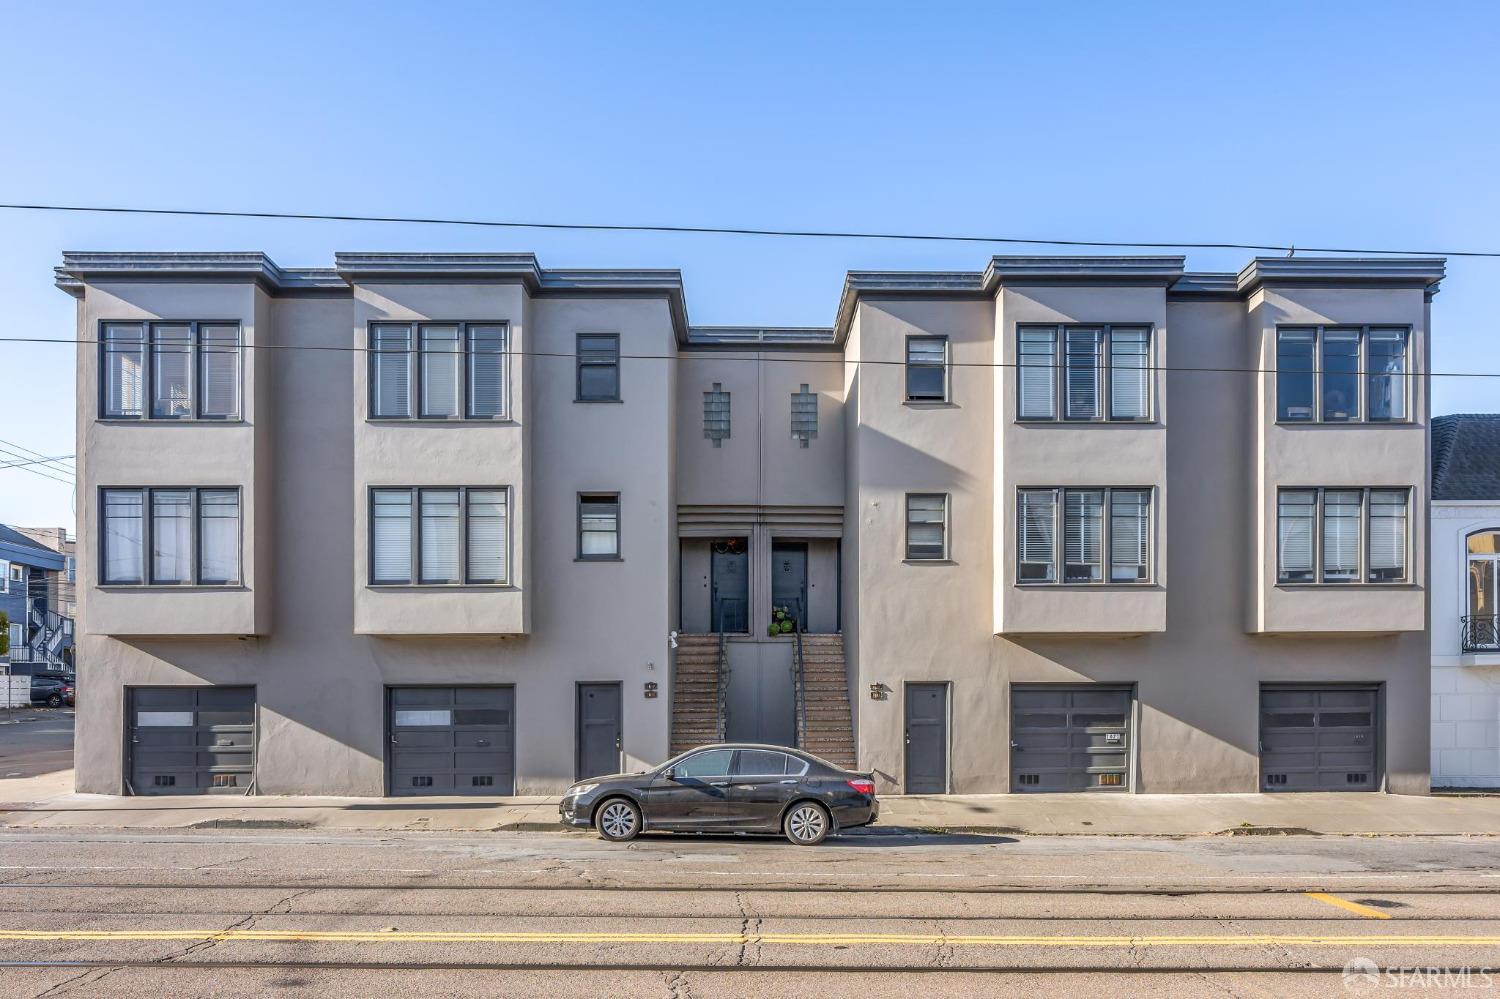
61 251 1442 796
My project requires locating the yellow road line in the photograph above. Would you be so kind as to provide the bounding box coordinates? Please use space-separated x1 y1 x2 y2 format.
1305 892 1394 920
2 929 1497 947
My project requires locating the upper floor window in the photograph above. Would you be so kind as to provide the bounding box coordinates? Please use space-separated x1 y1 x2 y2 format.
64 556 76 582
1276 326 1409 423
101 486 241 586
791 384 818 447
101 321 241 421
1017 325 1151 422
370 486 509 585
905 493 949 560
578 493 621 560
576 334 621 402
1017 487 1152 584
905 336 949 402
1467 531 1500 650
704 383 731 446
1276 487 1409 584
369 322 508 421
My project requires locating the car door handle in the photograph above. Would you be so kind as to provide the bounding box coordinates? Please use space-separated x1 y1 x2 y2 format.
710 781 729 787
779 779 797 784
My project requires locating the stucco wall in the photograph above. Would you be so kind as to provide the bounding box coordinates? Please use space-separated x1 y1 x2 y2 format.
1432 501 1500 787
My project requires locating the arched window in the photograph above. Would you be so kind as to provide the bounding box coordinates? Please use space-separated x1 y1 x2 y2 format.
1467 531 1500 650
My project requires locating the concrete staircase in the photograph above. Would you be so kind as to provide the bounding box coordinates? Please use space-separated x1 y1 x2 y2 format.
669 634 723 756
797 634 856 769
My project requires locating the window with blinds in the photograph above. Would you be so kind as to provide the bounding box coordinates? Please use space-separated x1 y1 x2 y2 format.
905 494 948 560
100 487 241 586
905 336 949 401
1018 487 1152 585
1275 326 1410 423
1276 487 1410 585
578 494 621 559
1016 325 1151 422
369 487 509 586
100 321 242 421
368 322 508 421
576 333 621 402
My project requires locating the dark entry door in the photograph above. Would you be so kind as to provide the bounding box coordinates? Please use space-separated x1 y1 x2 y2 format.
388 687 515 795
1010 686 1132 792
771 542 809 627
904 683 948 794
577 682 623 781
711 541 749 633
129 686 255 795
1260 686 1381 791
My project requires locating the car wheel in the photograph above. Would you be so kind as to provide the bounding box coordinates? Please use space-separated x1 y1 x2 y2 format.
595 797 641 842
46 694 62 708
784 801 830 846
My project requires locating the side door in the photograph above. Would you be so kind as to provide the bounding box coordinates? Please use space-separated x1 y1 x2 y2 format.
576 682 623 781
727 749 802 831
643 748 734 830
905 683 949 794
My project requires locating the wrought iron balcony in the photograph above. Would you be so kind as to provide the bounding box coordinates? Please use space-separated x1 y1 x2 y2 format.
1461 615 1499 652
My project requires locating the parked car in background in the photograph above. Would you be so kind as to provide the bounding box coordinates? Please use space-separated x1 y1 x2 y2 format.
62 682 74 707
560 743 878 845
29 676 66 708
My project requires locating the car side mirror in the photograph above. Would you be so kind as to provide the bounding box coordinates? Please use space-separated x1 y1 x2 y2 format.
661 767 676 781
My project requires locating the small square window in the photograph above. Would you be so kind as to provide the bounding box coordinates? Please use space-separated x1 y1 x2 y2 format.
905 336 948 401
579 494 621 560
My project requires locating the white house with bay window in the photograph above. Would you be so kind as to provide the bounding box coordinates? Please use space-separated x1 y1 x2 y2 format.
1431 414 1500 788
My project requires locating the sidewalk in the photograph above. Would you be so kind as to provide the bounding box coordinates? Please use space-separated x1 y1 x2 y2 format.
4 769 1499 835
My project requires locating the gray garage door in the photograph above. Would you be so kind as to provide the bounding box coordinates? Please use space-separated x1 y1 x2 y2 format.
388 687 514 796
1260 686 1380 791
1011 686 1131 792
128 687 255 795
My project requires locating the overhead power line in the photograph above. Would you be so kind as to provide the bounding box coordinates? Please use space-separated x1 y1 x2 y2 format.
0 444 74 486
0 454 74 471
2 202 1497 258
2 334 1498 380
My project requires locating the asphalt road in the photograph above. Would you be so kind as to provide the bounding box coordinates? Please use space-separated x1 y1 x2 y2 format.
1 827 1499 997
0 709 73 780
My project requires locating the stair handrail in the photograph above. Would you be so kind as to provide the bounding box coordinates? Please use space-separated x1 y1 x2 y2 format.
714 621 729 743
791 597 808 750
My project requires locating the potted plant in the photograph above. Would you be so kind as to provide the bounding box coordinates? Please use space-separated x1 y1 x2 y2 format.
767 605 797 636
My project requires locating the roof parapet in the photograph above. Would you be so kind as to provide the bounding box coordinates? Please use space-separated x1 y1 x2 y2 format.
1236 257 1446 296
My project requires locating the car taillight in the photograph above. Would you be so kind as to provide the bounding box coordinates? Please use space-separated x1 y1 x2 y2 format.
847 779 875 795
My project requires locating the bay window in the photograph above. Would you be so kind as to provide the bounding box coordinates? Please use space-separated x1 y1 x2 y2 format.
101 487 241 586
369 486 509 585
368 322 509 420
1275 326 1410 423
1017 487 1152 584
1016 324 1152 422
1276 487 1410 584
100 321 241 421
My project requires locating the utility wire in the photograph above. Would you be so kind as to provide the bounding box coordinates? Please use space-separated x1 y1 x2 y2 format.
2 202 1496 258
2 335 1497 379
0 436 75 471
0 450 74 486
0 454 74 471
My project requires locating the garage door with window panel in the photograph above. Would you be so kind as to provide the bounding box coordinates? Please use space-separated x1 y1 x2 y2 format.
388 687 514 795
128 687 255 795
1260 686 1380 791
1010 686 1132 792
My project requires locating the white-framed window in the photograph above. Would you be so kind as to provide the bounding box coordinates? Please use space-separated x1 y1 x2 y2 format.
64 556 76 583
1276 487 1410 584
100 321 242 421
369 322 509 421
370 486 510 585
8 622 21 653
1017 324 1152 422
905 493 949 560
0 560 10 592
100 487 241 586
1016 487 1153 584
1467 531 1500 650
905 336 949 402
1276 325 1410 423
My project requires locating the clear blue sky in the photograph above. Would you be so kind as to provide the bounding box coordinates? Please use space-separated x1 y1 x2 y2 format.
2 1 1497 530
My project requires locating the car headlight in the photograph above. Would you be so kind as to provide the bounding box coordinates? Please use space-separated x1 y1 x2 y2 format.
568 783 599 797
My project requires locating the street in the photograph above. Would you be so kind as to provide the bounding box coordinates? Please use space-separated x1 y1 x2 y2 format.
0 710 73 781
0 824 1498 997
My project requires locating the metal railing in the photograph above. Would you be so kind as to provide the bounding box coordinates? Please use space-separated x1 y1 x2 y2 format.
1462 615 1499 652
714 626 729 743
788 598 808 750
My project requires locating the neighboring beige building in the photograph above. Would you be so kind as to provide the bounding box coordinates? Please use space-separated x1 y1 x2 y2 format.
59 251 1442 797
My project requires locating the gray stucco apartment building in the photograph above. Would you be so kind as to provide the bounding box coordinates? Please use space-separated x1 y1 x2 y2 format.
58 251 1442 797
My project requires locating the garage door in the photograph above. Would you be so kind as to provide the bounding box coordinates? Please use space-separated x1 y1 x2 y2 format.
388 687 514 796
1011 686 1131 792
128 687 255 795
1260 686 1380 791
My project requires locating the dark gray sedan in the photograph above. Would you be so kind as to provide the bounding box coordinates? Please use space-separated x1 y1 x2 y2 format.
559 743 878 845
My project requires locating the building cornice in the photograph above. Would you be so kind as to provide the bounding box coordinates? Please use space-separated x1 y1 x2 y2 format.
1236 257 1446 296
980 255 1186 290
686 326 837 350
